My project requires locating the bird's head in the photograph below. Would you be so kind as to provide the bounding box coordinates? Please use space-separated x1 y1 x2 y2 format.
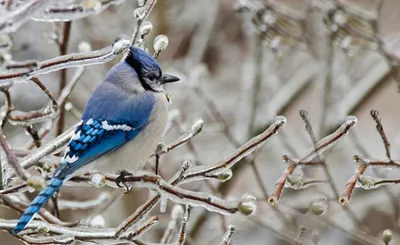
125 46 180 92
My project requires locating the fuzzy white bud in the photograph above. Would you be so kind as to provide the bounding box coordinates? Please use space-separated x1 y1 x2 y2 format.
90 215 105 228
153 35 169 53
140 21 153 37
382 229 392 244
191 119 204 134
78 41 92 53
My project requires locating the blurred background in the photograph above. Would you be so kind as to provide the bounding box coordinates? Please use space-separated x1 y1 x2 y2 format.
1 0 400 244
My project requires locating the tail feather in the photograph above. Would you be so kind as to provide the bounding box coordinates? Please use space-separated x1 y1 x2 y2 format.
12 177 64 234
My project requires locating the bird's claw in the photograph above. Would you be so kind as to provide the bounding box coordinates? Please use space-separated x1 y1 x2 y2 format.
116 170 133 194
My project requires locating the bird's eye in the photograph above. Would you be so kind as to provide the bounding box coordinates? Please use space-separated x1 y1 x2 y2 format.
147 73 155 80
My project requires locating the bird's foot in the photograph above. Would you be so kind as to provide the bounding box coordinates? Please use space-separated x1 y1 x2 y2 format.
116 170 133 194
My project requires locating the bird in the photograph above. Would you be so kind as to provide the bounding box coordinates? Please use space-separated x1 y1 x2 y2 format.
12 46 180 234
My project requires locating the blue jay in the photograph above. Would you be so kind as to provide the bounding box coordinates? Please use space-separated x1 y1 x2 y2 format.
12 46 180 234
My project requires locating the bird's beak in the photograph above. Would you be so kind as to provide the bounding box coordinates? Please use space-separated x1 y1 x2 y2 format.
160 73 180 84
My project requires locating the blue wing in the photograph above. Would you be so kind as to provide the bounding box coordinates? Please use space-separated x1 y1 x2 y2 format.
55 82 155 178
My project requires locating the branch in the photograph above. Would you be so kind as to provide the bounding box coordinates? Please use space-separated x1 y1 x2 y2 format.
8 77 58 126
131 0 158 45
32 0 125 22
269 115 357 204
177 205 192 245
0 128 29 180
1 217 157 243
72 174 240 216
219 225 235 245
181 116 286 184
0 0 52 33
370 110 391 159
0 36 130 84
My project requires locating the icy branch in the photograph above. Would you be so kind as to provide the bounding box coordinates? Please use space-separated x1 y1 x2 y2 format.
0 0 53 33
0 36 130 84
32 0 126 22
269 115 357 205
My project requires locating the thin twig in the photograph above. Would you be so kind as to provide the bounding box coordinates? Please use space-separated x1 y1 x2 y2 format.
131 0 158 45
269 116 357 204
0 128 29 180
56 21 72 136
178 205 192 245
370 110 391 159
0 36 130 83
219 225 235 245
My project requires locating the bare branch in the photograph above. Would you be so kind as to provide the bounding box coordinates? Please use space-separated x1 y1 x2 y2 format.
219 225 236 245
370 110 391 159
0 36 130 84
0 128 29 180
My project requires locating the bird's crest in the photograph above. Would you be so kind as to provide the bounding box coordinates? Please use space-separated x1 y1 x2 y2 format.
125 46 161 75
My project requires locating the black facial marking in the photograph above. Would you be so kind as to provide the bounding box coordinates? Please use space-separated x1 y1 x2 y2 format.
125 46 162 91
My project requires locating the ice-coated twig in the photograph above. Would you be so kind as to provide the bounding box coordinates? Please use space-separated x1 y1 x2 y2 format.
268 155 296 205
55 21 72 137
0 87 13 128
299 110 364 226
356 175 400 189
4 60 39 72
0 36 130 84
57 67 85 108
0 128 29 180
370 110 391 160
0 218 156 243
72 174 239 215
160 205 184 243
177 205 192 245
219 225 235 245
17 234 74 245
131 0 158 45
120 216 159 240
339 155 368 205
19 123 76 170
349 155 400 169
25 124 41 148
191 85 240 146
269 116 357 205
180 116 286 184
25 120 53 150
32 0 126 22
57 192 111 211
301 116 357 162
23 67 84 149
8 77 59 126
341 110 395 204
1 195 78 227
0 182 27 195
114 195 159 238
118 162 192 236
154 119 204 157
0 0 53 33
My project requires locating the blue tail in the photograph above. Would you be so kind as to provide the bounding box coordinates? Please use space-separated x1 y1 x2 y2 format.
12 177 64 234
